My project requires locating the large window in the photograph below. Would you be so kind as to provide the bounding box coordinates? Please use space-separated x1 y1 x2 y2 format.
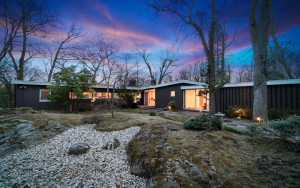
184 89 209 110
40 89 51 102
69 92 118 99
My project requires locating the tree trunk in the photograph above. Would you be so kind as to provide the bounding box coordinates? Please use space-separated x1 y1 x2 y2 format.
249 0 271 122
19 0 27 80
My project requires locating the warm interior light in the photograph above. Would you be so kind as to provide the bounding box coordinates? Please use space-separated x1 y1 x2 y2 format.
168 106 171 109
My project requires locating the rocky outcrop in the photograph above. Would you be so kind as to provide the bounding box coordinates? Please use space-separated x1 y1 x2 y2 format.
0 116 71 157
68 143 90 155
126 124 218 188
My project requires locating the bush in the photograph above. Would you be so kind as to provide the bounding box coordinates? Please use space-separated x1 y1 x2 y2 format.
184 115 222 131
268 108 300 120
81 114 101 124
246 115 300 141
149 112 156 116
226 105 253 119
168 101 176 111
226 105 300 120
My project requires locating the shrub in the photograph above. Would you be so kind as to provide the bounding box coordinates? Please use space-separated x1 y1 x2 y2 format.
227 105 300 120
184 115 222 131
81 114 101 124
223 125 244 134
246 115 300 142
226 105 253 119
168 100 176 111
268 108 300 120
149 112 156 116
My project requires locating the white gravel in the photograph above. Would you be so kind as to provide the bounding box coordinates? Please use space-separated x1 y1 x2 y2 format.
0 125 146 188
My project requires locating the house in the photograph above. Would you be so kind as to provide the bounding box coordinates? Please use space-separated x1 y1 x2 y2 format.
11 79 300 112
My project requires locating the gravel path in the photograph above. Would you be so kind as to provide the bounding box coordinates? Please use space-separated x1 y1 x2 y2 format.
0 125 146 188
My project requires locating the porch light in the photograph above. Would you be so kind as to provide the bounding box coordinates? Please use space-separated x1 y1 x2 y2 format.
257 117 261 123
168 106 171 110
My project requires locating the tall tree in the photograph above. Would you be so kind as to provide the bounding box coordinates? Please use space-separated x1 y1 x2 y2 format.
81 34 117 83
249 0 272 122
4 0 55 80
133 45 177 84
45 17 85 82
147 0 218 113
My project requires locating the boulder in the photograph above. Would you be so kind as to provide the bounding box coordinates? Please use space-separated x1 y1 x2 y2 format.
102 138 120 150
68 143 90 155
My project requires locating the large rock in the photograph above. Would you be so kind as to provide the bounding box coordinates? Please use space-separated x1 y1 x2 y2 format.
102 137 120 150
68 142 90 155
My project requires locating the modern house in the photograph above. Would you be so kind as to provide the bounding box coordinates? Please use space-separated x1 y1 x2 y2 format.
12 79 300 112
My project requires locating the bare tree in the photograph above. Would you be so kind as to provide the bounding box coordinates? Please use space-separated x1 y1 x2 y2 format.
45 17 85 82
157 49 178 84
267 10 294 80
215 0 241 83
176 68 191 80
102 58 122 118
249 0 272 121
133 45 178 84
147 0 219 114
81 34 118 83
133 45 155 81
4 0 55 80
0 0 21 63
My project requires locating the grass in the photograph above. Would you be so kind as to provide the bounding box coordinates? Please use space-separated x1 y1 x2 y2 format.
117 108 147 114
159 114 189 123
19 111 91 127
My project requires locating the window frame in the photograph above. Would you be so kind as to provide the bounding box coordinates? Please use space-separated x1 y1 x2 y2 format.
39 89 51 102
170 91 175 97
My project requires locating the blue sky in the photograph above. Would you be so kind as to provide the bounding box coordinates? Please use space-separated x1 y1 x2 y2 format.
33 0 300 75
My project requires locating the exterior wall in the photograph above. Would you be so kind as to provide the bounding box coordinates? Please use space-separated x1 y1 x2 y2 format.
14 84 123 110
216 84 300 113
155 84 192 110
15 84 65 110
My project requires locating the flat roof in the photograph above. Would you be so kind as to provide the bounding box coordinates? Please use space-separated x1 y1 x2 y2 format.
139 80 203 90
11 80 141 90
12 79 203 90
181 79 300 90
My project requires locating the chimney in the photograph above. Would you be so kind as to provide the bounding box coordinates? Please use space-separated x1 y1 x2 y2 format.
151 79 156 86
129 79 136 87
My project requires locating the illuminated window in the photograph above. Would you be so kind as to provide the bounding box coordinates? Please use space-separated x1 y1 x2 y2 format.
69 92 77 99
171 91 175 97
83 92 93 98
40 89 51 102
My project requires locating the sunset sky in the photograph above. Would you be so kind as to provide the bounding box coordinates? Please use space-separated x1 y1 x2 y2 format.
30 0 300 76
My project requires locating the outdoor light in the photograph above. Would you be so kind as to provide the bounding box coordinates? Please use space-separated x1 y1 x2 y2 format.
168 106 171 110
257 117 261 123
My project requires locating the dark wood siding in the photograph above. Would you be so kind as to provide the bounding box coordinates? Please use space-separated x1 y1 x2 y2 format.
216 84 300 113
155 84 193 110
15 85 126 110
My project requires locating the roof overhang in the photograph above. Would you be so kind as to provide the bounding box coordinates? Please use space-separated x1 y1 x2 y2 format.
181 79 300 90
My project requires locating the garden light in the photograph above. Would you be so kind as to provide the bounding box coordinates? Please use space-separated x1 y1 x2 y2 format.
257 117 261 123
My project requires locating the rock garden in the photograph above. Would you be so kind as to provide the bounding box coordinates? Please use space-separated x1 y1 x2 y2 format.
0 107 299 187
